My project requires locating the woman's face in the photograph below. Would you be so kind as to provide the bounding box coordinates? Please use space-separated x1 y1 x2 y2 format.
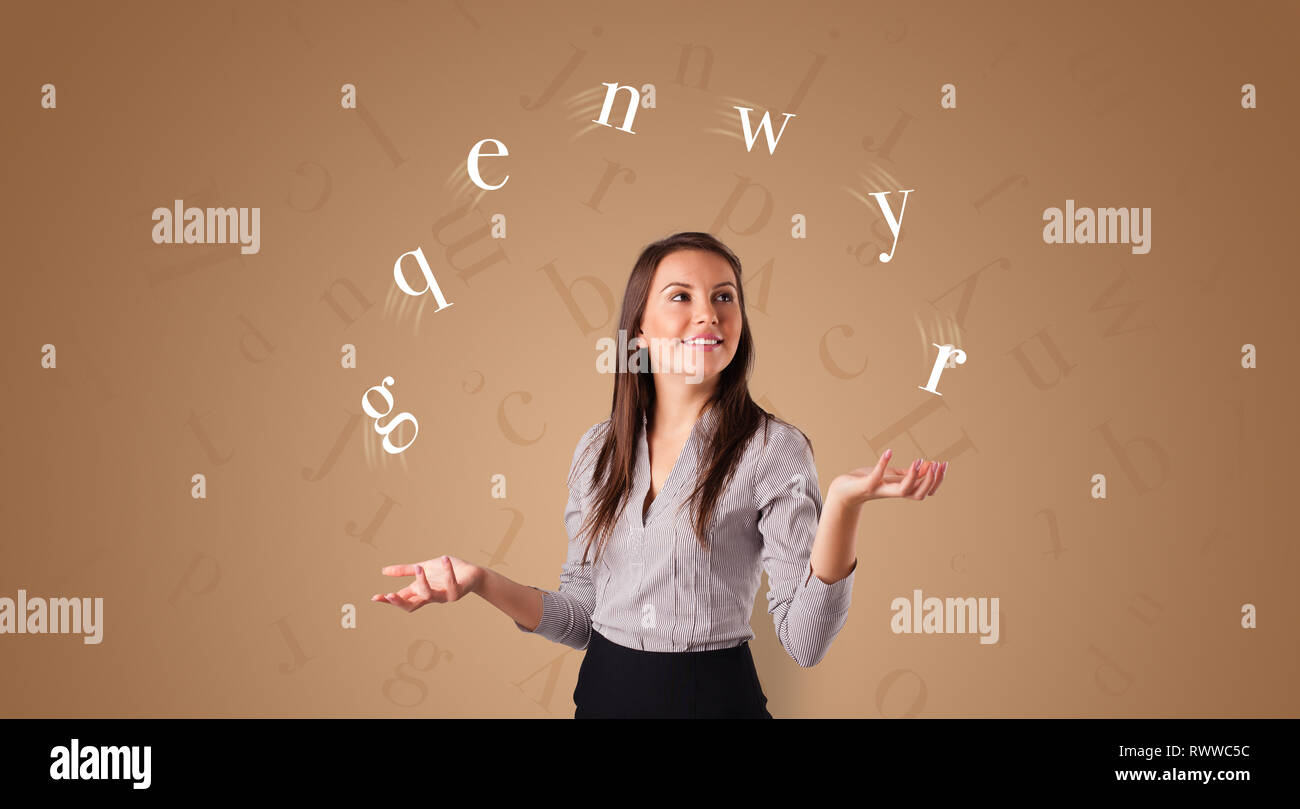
637 249 741 385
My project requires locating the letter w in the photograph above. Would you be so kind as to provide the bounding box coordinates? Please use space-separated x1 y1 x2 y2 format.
733 106 796 153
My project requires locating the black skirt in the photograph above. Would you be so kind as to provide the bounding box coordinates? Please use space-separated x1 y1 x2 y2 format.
574 628 773 718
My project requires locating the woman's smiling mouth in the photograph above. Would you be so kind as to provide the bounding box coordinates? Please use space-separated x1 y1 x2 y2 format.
684 336 723 351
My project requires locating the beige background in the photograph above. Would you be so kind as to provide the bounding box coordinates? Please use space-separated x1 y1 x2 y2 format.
2 0 1296 717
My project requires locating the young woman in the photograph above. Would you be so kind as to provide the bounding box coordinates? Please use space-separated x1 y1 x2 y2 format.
373 232 947 718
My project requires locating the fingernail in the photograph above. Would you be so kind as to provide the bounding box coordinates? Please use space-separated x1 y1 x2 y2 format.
913 459 920 471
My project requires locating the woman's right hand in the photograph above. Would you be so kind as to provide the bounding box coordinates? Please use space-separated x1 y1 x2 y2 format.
372 555 481 612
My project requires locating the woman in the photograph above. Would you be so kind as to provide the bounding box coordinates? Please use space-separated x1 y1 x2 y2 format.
373 232 947 718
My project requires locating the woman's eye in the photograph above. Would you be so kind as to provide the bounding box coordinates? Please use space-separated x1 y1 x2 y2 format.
671 292 735 302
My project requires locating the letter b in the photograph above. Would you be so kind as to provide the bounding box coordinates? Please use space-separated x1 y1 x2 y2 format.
394 247 455 311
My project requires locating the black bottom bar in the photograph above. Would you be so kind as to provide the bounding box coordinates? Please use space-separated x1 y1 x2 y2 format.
1 718 1285 795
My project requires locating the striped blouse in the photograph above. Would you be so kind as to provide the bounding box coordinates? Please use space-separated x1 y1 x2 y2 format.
516 405 857 667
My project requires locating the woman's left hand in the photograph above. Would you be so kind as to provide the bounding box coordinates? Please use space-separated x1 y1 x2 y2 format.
828 450 946 508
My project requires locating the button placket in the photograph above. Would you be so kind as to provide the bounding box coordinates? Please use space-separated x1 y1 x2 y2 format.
699 529 714 646
629 524 647 598
625 522 647 626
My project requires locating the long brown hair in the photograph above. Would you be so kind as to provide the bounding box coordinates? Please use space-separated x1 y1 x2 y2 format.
570 232 811 566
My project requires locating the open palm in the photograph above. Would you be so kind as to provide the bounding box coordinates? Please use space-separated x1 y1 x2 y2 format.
371 555 477 612
828 450 947 507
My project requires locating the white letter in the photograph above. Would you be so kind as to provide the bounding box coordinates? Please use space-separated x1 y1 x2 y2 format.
980 597 999 644
867 189 914 262
732 106 796 154
1129 207 1151 255
183 207 204 243
362 377 395 419
890 596 910 633
591 82 641 133
467 138 509 190
595 336 616 374
1042 207 1063 244
1091 473 1106 499
240 207 260 255
133 746 151 790
918 343 965 394
152 207 172 244
50 745 70 780
393 247 454 310
83 598 103 645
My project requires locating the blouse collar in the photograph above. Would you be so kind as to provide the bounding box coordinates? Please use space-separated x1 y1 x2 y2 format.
635 402 720 526
640 402 720 435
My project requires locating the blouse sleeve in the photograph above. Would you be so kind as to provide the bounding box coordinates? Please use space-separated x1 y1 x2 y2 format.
753 422 857 667
514 422 605 650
